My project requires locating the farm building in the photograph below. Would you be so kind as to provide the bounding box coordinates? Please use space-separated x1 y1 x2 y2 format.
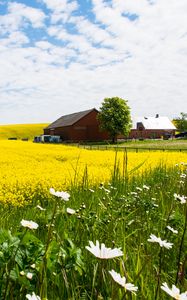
44 109 176 142
44 108 109 142
129 115 176 139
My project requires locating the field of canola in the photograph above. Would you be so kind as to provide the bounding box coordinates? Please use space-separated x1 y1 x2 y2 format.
1 140 187 206
0 123 48 140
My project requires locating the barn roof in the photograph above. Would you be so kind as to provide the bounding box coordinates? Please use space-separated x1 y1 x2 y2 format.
132 115 176 130
46 108 98 129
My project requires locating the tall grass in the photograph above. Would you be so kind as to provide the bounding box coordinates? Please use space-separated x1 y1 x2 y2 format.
0 158 186 299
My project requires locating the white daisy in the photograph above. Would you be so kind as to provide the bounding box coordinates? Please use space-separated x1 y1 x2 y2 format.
20 271 25 276
161 282 187 299
26 292 41 300
50 188 70 201
86 240 123 259
136 187 142 191
166 226 178 234
174 193 186 204
180 174 186 178
109 270 138 294
36 205 46 211
26 272 33 280
31 263 36 269
21 220 38 230
143 185 150 190
66 207 76 215
148 234 173 249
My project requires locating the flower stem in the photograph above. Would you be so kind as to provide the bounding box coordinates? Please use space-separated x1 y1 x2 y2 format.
40 199 58 299
175 201 187 285
154 247 163 300
3 229 28 300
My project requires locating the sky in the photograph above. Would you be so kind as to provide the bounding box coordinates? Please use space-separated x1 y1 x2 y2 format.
0 0 187 124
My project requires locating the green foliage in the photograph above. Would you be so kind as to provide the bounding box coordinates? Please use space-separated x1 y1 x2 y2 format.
98 97 132 143
0 161 187 299
174 112 187 132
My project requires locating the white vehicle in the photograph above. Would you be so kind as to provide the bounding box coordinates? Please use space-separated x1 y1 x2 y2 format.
34 135 61 143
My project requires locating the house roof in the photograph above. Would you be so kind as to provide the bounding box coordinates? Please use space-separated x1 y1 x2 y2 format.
46 108 98 129
132 115 176 130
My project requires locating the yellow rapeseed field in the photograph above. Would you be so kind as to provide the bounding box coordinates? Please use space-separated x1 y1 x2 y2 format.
0 140 187 206
0 123 48 140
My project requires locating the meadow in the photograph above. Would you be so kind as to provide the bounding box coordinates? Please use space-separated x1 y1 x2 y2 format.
0 139 187 299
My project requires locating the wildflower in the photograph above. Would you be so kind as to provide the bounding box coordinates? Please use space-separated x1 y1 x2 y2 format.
31 263 36 269
109 270 138 294
49 188 70 201
110 186 117 190
36 205 46 211
21 219 38 230
86 240 123 259
167 226 178 234
99 186 110 193
127 220 134 226
179 181 184 185
20 271 25 276
148 234 173 249
26 292 41 300
26 272 33 280
180 174 186 178
143 185 150 190
67 207 76 215
136 187 142 191
161 282 187 299
89 188 95 193
174 193 186 204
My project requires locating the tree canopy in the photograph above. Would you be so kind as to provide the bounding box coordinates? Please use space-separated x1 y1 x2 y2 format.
98 97 132 143
173 112 187 132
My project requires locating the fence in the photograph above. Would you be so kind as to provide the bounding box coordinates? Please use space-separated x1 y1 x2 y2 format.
78 145 187 152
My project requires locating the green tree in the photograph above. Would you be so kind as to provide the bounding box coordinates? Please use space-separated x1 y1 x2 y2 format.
174 112 187 132
98 97 132 143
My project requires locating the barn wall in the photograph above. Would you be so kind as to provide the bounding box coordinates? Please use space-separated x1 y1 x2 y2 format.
44 110 109 142
72 110 109 141
129 129 175 139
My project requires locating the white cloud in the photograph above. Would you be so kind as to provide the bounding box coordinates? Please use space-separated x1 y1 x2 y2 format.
41 0 78 23
0 0 187 124
70 16 114 46
1 31 29 47
8 2 46 28
0 2 46 36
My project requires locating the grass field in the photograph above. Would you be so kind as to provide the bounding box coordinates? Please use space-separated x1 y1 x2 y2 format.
82 139 187 151
119 139 187 149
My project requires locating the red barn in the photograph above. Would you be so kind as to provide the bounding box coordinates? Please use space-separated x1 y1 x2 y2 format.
44 108 109 142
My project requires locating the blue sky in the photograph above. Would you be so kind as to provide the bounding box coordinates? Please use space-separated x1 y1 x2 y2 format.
0 0 187 124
